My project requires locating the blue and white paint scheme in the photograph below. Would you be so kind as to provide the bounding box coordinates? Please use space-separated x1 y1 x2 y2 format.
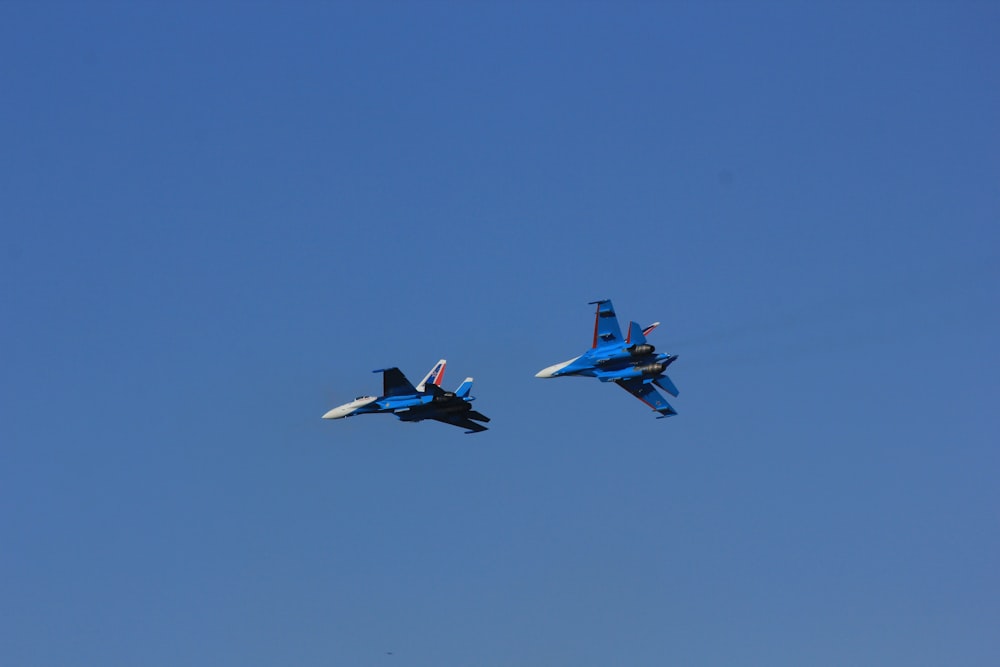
536 300 680 418
323 359 490 433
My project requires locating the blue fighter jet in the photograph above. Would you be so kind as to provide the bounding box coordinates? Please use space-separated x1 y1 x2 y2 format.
536 300 680 417
322 360 490 433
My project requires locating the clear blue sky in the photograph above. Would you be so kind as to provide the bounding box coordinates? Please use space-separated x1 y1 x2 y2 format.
2 2 998 665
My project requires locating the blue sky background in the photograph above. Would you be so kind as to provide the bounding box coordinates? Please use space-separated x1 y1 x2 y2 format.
2 2 998 665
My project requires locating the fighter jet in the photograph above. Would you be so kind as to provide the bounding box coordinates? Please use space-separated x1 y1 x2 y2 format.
536 299 679 417
322 359 491 433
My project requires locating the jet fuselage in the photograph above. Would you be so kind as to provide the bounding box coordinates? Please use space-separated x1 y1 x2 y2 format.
322 360 490 433
536 346 676 382
535 299 680 417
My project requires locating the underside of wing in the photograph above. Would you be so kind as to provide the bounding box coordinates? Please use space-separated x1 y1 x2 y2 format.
431 415 489 433
590 299 624 348
377 367 418 397
466 410 490 423
616 378 677 418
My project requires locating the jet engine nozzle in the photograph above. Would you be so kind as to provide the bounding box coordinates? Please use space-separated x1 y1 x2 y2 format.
629 344 655 356
634 363 665 375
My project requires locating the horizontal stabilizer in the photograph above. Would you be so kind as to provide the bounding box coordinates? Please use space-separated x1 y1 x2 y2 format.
430 415 489 433
617 377 677 418
654 374 679 397
467 410 490 423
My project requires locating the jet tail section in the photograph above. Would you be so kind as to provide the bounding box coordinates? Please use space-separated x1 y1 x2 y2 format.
423 382 446 397
654 374 679 397
626 321 648 346
617 378 677 417
416 359 447 392
467 410 490 423
455 377 474 398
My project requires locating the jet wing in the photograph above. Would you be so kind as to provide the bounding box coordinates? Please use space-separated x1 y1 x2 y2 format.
590 299 624 348
430 415 489 434
376 367 418 397
615 378 677 418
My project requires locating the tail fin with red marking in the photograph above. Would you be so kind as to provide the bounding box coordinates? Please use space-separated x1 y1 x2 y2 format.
416 359 447 392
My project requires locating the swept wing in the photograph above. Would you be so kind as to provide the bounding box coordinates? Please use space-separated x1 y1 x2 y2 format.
616 378 677 418
377 367 418 397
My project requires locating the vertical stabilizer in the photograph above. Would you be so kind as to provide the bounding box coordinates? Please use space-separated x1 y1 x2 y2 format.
416 359 447 392
626 321 647 346
590 299 623 348
455 377 474 398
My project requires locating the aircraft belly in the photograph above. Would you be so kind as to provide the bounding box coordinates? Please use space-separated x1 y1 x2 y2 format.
395 401 471 421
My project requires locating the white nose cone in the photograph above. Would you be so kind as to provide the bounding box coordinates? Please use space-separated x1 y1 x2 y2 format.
323 396 377 419
322 404 353 419
535 357 578 378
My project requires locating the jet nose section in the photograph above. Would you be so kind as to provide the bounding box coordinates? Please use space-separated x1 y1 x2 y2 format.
323 395 377 420
535 357 578 378
322 405 350 419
